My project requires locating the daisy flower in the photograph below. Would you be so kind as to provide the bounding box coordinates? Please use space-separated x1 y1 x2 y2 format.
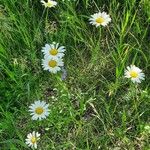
42 42 65 59
42 56 64 73
124 65 145 83
89 11 111 27
29 100 49 120
25 131 40 149
41 0 57 8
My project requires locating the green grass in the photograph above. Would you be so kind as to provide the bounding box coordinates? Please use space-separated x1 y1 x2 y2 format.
0 0 150 149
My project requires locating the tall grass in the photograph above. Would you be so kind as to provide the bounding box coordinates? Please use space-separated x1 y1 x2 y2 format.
0 0 150 149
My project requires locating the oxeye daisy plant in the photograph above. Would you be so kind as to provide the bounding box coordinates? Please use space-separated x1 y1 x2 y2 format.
25 131 40 149
29 100 50 120
124 65 145 83
89 11 111 27
41 0 57 8
42 42 66 59
42 56 64 73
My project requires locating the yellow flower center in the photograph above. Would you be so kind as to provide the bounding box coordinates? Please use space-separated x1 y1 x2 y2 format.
48 60 57 68
130 71 138 78
35 107 44 115
96 17 105 24
49 48 58 56
31 137 37 144
47 2 53 7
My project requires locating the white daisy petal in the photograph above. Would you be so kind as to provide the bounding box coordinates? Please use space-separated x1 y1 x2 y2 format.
36 133 41 137
34 143 37 149
32 115 38 120
27 133 32 139
55 43 59 49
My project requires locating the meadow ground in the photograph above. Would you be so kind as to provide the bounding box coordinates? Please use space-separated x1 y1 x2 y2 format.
0 0 150 149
